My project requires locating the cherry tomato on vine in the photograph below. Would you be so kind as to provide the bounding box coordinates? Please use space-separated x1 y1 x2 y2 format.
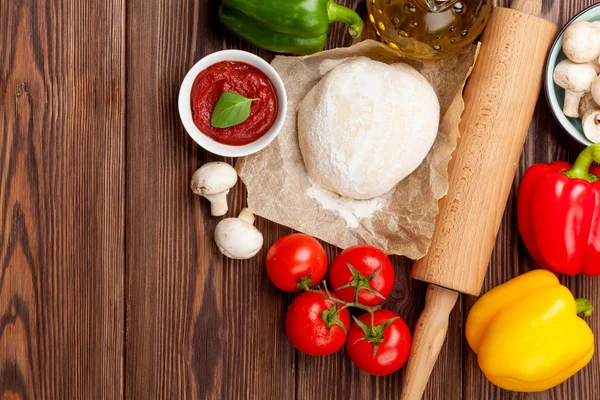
285 292 350 356
329 245 395 306
346 310 411 376
266 234 328 292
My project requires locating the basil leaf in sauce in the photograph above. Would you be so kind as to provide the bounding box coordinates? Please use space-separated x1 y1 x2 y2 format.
210 92 257 129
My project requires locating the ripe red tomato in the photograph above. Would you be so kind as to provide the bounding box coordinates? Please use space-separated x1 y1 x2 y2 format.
266 234 328 292
329 245 394 306
346 310 411 376
285 292 350 356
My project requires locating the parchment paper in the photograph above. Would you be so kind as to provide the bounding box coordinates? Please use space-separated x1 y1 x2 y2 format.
236 40 478 259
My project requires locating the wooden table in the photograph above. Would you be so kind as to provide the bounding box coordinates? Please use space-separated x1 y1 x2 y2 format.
2 0 599 399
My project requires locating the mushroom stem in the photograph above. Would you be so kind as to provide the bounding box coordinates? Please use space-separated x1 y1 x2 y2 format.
591 75 600 106
205 193 229 216
239 208 255 224
580 92 598 117
564 92 585 118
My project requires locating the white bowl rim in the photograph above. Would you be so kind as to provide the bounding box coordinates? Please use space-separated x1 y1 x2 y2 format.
178 49 288 157
545 3 600 146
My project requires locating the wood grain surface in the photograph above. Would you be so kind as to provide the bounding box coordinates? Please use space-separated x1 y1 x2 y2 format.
1 0 599 399
0 0 125 398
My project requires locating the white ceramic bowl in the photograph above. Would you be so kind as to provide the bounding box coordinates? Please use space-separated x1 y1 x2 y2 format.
545 3 600 146
178 50 287 157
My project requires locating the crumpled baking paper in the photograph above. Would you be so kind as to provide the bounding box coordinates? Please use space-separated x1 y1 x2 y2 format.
236 40 478 259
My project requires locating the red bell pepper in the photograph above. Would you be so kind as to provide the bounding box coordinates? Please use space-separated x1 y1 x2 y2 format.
518 144 600 276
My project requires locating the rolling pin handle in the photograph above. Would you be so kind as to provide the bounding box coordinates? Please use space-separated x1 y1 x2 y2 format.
401 285 459 400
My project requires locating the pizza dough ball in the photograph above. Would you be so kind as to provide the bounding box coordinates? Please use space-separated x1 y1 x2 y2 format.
298 57 440 200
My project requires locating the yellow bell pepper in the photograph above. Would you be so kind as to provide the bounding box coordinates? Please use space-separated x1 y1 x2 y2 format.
466 269 594 392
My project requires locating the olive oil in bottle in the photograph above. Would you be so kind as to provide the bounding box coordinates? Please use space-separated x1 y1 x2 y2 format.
367 0 492 60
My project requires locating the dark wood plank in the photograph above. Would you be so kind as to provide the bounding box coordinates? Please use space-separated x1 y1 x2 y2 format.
124 1 296 398
462 1 600 399
3 0 593 398
0 0 125 398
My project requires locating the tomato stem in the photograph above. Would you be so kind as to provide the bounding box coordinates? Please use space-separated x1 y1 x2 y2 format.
302 280 382 317
370 312 375 337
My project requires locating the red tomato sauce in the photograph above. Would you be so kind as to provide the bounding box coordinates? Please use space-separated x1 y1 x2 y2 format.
190 61 278 146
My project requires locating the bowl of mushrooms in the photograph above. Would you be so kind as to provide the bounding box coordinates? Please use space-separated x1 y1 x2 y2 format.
546 4 600 145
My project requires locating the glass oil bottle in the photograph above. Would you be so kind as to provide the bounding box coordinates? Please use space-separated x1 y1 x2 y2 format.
367 0 493 60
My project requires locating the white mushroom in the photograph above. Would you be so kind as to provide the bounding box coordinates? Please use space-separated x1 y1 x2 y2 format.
562 21 600 63
591 75 600 106
214 208 263 260
553 60 598 118
582 109 600 143
589 61 600 74
579 92 598 117
191 162 238 216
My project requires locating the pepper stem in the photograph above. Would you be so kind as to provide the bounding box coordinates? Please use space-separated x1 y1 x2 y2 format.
576 297 593 318
327 1 364 38
564 144 600 183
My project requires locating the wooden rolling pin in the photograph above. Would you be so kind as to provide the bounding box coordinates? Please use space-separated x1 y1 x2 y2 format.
400 1 557 399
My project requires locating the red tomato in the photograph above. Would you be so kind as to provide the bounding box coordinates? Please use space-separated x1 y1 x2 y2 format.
285 292 350 356
329 245 395 306
266 234 328 292
346 310 411 376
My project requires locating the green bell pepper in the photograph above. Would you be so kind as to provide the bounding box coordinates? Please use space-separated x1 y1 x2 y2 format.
219 0 364 55
219 6 328 55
